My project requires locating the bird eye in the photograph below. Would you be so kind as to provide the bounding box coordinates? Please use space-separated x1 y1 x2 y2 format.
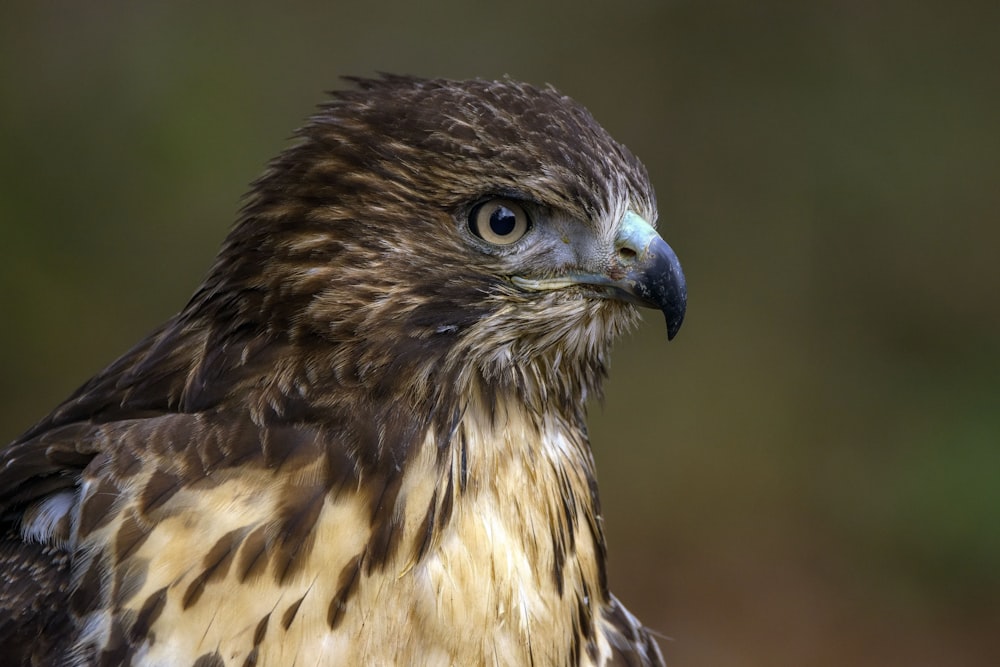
469 199 530 246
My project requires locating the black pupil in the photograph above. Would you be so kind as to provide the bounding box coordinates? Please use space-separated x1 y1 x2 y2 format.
489 206 518 236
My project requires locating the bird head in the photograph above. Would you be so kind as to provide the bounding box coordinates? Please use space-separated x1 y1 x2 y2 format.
194 76 686 411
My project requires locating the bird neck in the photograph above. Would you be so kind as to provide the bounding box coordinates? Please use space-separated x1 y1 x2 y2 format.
401 383 613 662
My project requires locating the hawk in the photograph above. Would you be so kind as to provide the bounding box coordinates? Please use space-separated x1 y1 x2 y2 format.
0 75 686 666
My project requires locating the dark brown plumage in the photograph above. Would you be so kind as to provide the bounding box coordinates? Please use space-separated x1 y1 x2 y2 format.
0 75 685 666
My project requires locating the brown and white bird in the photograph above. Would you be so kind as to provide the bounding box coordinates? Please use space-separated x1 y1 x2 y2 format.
0 75 686 666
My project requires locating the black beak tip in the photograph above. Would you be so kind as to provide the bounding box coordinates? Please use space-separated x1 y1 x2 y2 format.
666 306 685 341
652 239 687 341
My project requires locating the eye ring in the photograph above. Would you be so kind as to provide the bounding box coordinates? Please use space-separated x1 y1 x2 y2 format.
469 199 530 246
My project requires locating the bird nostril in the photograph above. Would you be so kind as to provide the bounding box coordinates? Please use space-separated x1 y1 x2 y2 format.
617 247 638 264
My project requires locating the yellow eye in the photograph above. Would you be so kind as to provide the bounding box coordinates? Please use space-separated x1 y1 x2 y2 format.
469 199 530 245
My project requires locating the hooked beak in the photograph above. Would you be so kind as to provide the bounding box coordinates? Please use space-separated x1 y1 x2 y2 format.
512 211 687 339
612 211 687 340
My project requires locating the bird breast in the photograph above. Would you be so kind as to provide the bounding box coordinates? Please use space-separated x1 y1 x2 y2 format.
82 400 612 665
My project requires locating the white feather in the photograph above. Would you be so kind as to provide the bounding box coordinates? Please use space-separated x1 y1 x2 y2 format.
21 490 76 545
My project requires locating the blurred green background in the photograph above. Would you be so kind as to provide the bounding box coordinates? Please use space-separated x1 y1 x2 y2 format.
2 1 998 664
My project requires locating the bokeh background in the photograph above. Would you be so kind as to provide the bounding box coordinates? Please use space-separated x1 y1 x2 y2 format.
2 2 998 664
